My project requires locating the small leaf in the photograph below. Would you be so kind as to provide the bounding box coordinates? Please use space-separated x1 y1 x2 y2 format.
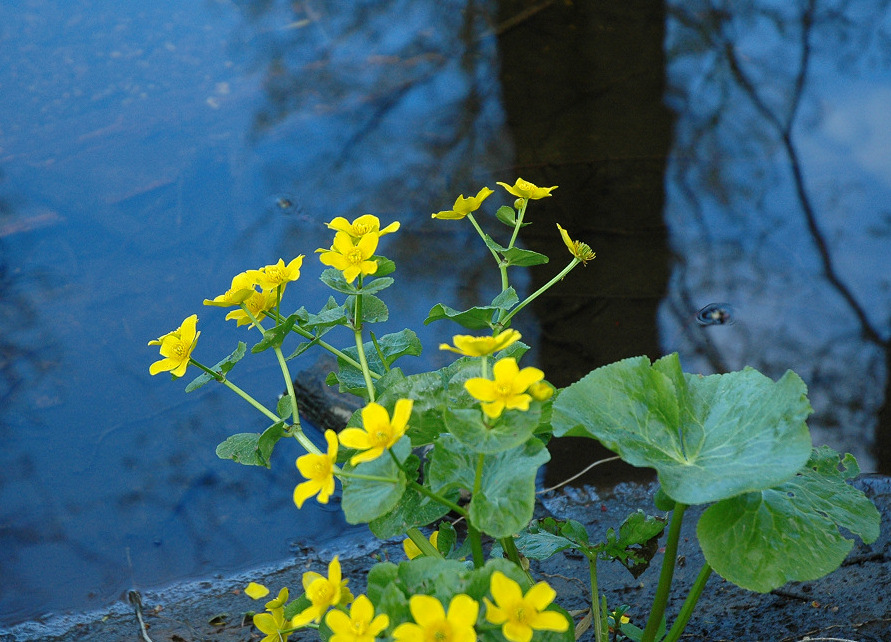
371 257 396 277
368 455 453 539
252 314 298 353
698 446 882 593
424 287 519 330
341 439 409 523
445 406 542 454
214 422 287 468
185 342 246 392
502 247 550 267
319 268 357 294
428 435 549 537
495 205 518 227
351 293 389 323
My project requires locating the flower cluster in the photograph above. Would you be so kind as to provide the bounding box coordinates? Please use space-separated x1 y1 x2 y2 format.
245 564 568 642
316 214 397 283
294 399 413 507
465 357 548 419
204 256 304 326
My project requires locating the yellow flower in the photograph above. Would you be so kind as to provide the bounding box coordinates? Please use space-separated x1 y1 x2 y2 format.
253 607 296 642
528 381 554 402
317 231 379 283
294 430 339 508
224 288 280 326
464 357 545 419
392 594 479 642
326 594 389 642
431 187 493 220
248 256 305 290
496 178 557 200
264 587 290 610
338 399 413 466
439 330 521 357
483 572 569 642
292 556 353 626
556 223 596 265
327 214 400 240
203 272 256 307
148 314 199 378
402 531 439 560
245 582 270 600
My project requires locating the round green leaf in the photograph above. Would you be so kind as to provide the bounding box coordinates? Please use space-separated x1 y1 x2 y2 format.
552 354 813 504
698 446 881 593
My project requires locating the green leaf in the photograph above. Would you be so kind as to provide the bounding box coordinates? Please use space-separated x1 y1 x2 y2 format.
495 205 519 227
424 288 519 329
428 435 549 537
368 455 454 539
516 525 579 561
698 446 881 593
327 330 421 397
303 297 349 331
252 314 298 353
341 438 409 524
374 371 448 446
319 268 355 294
502 247 549 267
445 406 542 454
214 421 286 468
371 257 396 277
185 342 246 392
551 354 814 505
601 510 666 577
351 293 389 323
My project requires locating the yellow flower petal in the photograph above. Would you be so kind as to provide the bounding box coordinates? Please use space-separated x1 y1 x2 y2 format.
245 582 269 599
497 178 557 200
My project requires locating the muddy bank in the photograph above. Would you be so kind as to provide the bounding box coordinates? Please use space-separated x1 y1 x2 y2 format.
3 476 888 642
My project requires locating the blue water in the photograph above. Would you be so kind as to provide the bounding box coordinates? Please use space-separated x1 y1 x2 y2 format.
2 0 891 631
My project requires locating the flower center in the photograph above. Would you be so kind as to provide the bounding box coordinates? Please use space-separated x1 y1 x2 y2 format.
352 223 374 235
372 429 391 447
308 580 335 605
346 247 365 265
172 342 187 357
495 382 513 398
430 622 452 642
311 459 331 477
514 606 528 624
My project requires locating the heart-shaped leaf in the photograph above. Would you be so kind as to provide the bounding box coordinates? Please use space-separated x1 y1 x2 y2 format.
551 354 813 504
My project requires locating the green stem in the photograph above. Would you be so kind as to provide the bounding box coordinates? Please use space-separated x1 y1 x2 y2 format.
467 213 505 274
662 563 712 642
468 525 485 569
352 292 376 402
406 527 442 559
337 470 401 484
267 310 378 378
273 345 322 455
500 536 534 585
589 556 605 642
189 358 280 424
406 479 468 518
641 502 688 642
499 258 580 328
507 198 528 249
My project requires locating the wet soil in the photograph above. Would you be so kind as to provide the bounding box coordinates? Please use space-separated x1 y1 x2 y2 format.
5 476 889 642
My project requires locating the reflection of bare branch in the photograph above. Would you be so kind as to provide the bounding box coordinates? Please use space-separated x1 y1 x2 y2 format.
722 0 885 347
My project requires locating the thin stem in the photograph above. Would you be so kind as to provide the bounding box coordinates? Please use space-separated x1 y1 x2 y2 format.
500 536 535 585
507 198 528 249
467 213 504 271
589 556 605 642
406 527 442 559
468 525 485 569
499 258 580 327
352 292 376 402
662 563 713 642
338 470 401 484
189 358 280 424
406 479 468 518
641 503 689 642
266 309 378 378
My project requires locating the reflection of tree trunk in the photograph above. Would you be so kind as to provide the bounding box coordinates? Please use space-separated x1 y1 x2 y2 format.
496 0 672 486
876 350 891 474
